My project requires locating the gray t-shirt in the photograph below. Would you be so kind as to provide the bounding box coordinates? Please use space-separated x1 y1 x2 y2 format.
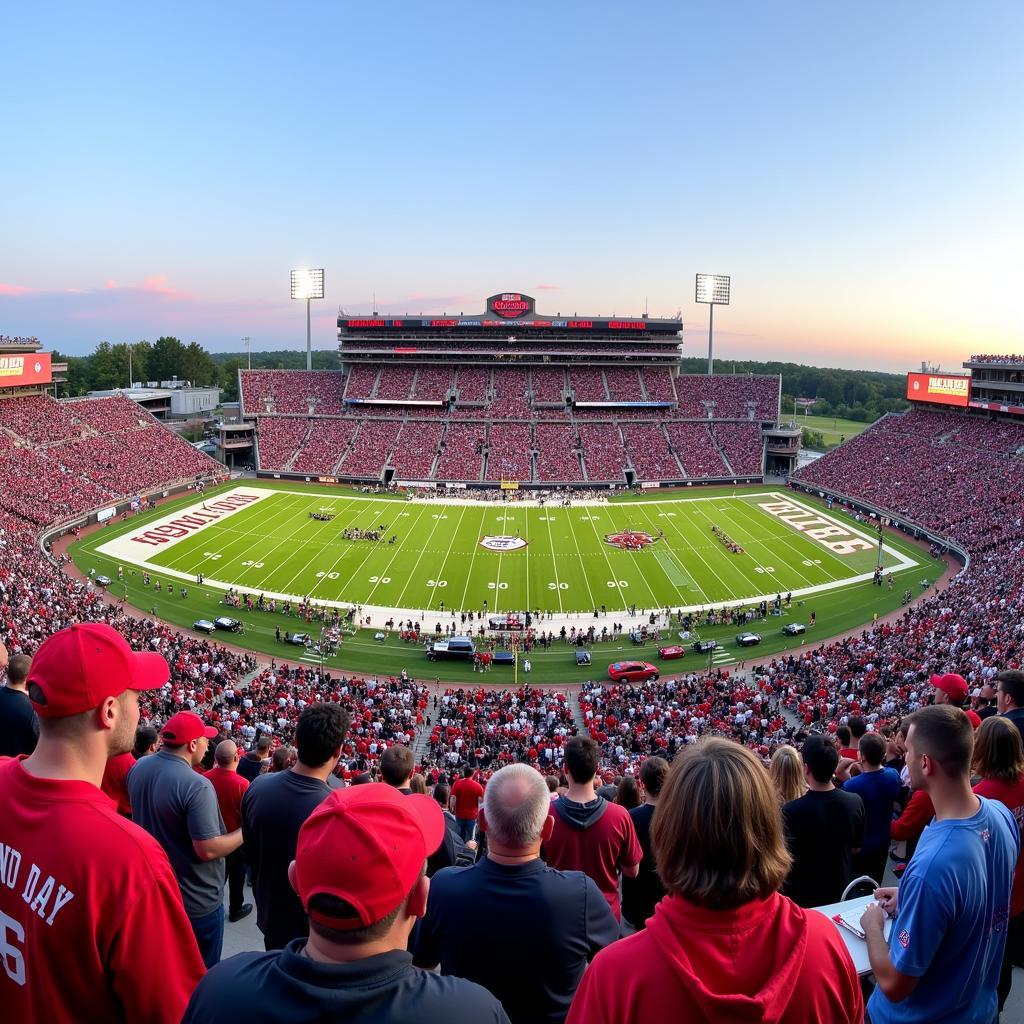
127 749 226 917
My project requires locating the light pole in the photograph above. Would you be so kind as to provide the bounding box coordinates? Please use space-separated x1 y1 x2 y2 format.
290 269 324 371
242 336 251 370
695 274 731 375
127 343 133 389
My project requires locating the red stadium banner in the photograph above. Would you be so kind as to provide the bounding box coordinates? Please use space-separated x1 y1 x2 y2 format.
0 352 52 387
906 372 970 407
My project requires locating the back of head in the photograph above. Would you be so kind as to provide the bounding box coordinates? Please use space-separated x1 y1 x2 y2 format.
7 653 30 687
409 773 427 795
272 746 294 772
615 775 641 809
858 731 885 768
564 735 599 785
462 764 474 778
652 737 791 910
769 745 804 803
214 739 238 767
295 703 350 769
848 715 867 740
801 734 839 784
380 744 415 787
907 704 974 780
132 724 159 758
836 725 851 747
973 715 1024 784
256 733 272 756
545 775 559 794
483 763 551 848
433 783 450 807
639 756 669 797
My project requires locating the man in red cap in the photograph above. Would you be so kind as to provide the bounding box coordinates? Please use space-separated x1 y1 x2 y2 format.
0 622 205 1023
129 709 243 967
932 672 968 708
183 783 510 1023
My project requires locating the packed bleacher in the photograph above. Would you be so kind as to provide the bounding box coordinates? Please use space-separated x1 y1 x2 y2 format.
535 423 584 482
240 368 777 483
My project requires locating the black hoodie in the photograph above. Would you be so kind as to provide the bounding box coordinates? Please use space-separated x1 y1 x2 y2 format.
552 794 610 829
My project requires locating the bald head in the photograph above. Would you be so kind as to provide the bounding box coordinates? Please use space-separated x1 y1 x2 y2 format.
483 764 551 848
215 739 238 767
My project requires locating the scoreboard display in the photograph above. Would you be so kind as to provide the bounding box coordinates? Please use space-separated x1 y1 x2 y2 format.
906 373 970 407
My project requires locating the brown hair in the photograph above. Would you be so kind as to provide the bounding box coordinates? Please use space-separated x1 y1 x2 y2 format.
906 705 974 779
652 737 791 910
973 715 1024 785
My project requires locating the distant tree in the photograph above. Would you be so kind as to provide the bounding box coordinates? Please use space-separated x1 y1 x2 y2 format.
148 336 187 383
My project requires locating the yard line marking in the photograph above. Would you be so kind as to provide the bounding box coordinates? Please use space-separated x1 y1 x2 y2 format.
368 504 437 607
544 511 565 614
458 507 490 612
564 509 601 610
426 504 469 611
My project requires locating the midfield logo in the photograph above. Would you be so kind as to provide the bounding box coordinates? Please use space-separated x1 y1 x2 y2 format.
605 531 657 550
480 535 528 552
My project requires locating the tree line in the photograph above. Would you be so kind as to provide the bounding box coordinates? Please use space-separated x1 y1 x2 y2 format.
52 342 907 422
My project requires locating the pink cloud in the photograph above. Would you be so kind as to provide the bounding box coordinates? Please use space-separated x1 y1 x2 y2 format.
535 283 560 291
0 282 32 296
139 275 192 301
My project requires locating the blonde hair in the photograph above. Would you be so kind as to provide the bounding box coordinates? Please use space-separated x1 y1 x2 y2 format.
652 738 792 910
769 745 806 804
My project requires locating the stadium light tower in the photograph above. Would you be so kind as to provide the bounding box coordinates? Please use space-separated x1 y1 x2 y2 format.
695 273 730 374
290 268 325 371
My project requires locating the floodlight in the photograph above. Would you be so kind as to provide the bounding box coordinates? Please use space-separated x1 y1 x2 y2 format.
291 268 325 370
695 273 730 306
695 273 731 373
291 268 324 301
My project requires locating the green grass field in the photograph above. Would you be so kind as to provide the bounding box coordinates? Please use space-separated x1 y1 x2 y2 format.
68 481 941 682
798 415 875 448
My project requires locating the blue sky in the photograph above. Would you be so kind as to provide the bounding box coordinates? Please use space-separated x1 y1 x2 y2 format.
2 2 1022 371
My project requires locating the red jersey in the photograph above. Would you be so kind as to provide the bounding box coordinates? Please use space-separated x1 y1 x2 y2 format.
974 774 1024 917
203 764 249 832
0 757 205 1023
450 776 484 820
99 751 135 817
566 891 863 1024
543 797 642 920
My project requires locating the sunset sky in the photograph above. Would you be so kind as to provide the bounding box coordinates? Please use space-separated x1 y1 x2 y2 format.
2 2 1021 372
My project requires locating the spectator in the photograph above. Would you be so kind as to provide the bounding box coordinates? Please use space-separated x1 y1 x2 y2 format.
100 724 145 818
132 723 159 759
241 703 349 950
997 669 1024 737
614 774 641 810
238 733 272 782
862 705 1018 1024
0 650 37 756
842 731 901 884
595 774 620 801
769 744 806 804
931 671 967 707
542 735 641 921
128 710 243 967
836 724 856 760
782 734 865 907
271 745 295 772
184 785 510 1023
204 739 253 923
972 715 1024 1011
0 622 204 1022
382 744 458 878
621 756 668 932
567 738 863 1023
409 772 428 794
414 764 618 1024
449 764 484 842
430 782 477 867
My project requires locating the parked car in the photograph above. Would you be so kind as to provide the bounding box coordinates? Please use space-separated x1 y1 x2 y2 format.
692 639 718 653
286 632 312 646
608 661 659 683
214 616 242 632
782 622 807 636
95 575 112 587
575 649 592 666
658 645 686 660
736 632 762 647
193 619 216 634
493 651 515 666
426 637 477 662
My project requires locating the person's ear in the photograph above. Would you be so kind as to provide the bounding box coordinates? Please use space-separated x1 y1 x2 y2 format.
98 696 118 733
541 815 555 842
407 872 429 919
287 860 299 896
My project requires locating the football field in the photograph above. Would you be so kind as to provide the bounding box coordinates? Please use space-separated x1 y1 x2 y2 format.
92 483 920 618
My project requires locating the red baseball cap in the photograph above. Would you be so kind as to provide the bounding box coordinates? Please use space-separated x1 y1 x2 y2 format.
28 622 169 719
933 672 968 703
964 709 982 730
294 783 444 930
162 711 218 745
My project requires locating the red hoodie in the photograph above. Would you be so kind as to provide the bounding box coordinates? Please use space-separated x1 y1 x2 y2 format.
566 891 862 1024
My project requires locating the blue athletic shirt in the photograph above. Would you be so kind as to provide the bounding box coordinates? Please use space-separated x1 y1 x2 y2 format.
867 795 1018 1024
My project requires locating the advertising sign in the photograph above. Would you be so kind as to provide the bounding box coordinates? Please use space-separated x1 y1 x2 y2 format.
0 352 52 387
906 373 970 407
486 292 536 319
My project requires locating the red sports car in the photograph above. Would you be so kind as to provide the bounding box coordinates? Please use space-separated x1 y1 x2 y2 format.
608 661 660 682
658 645 686 660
